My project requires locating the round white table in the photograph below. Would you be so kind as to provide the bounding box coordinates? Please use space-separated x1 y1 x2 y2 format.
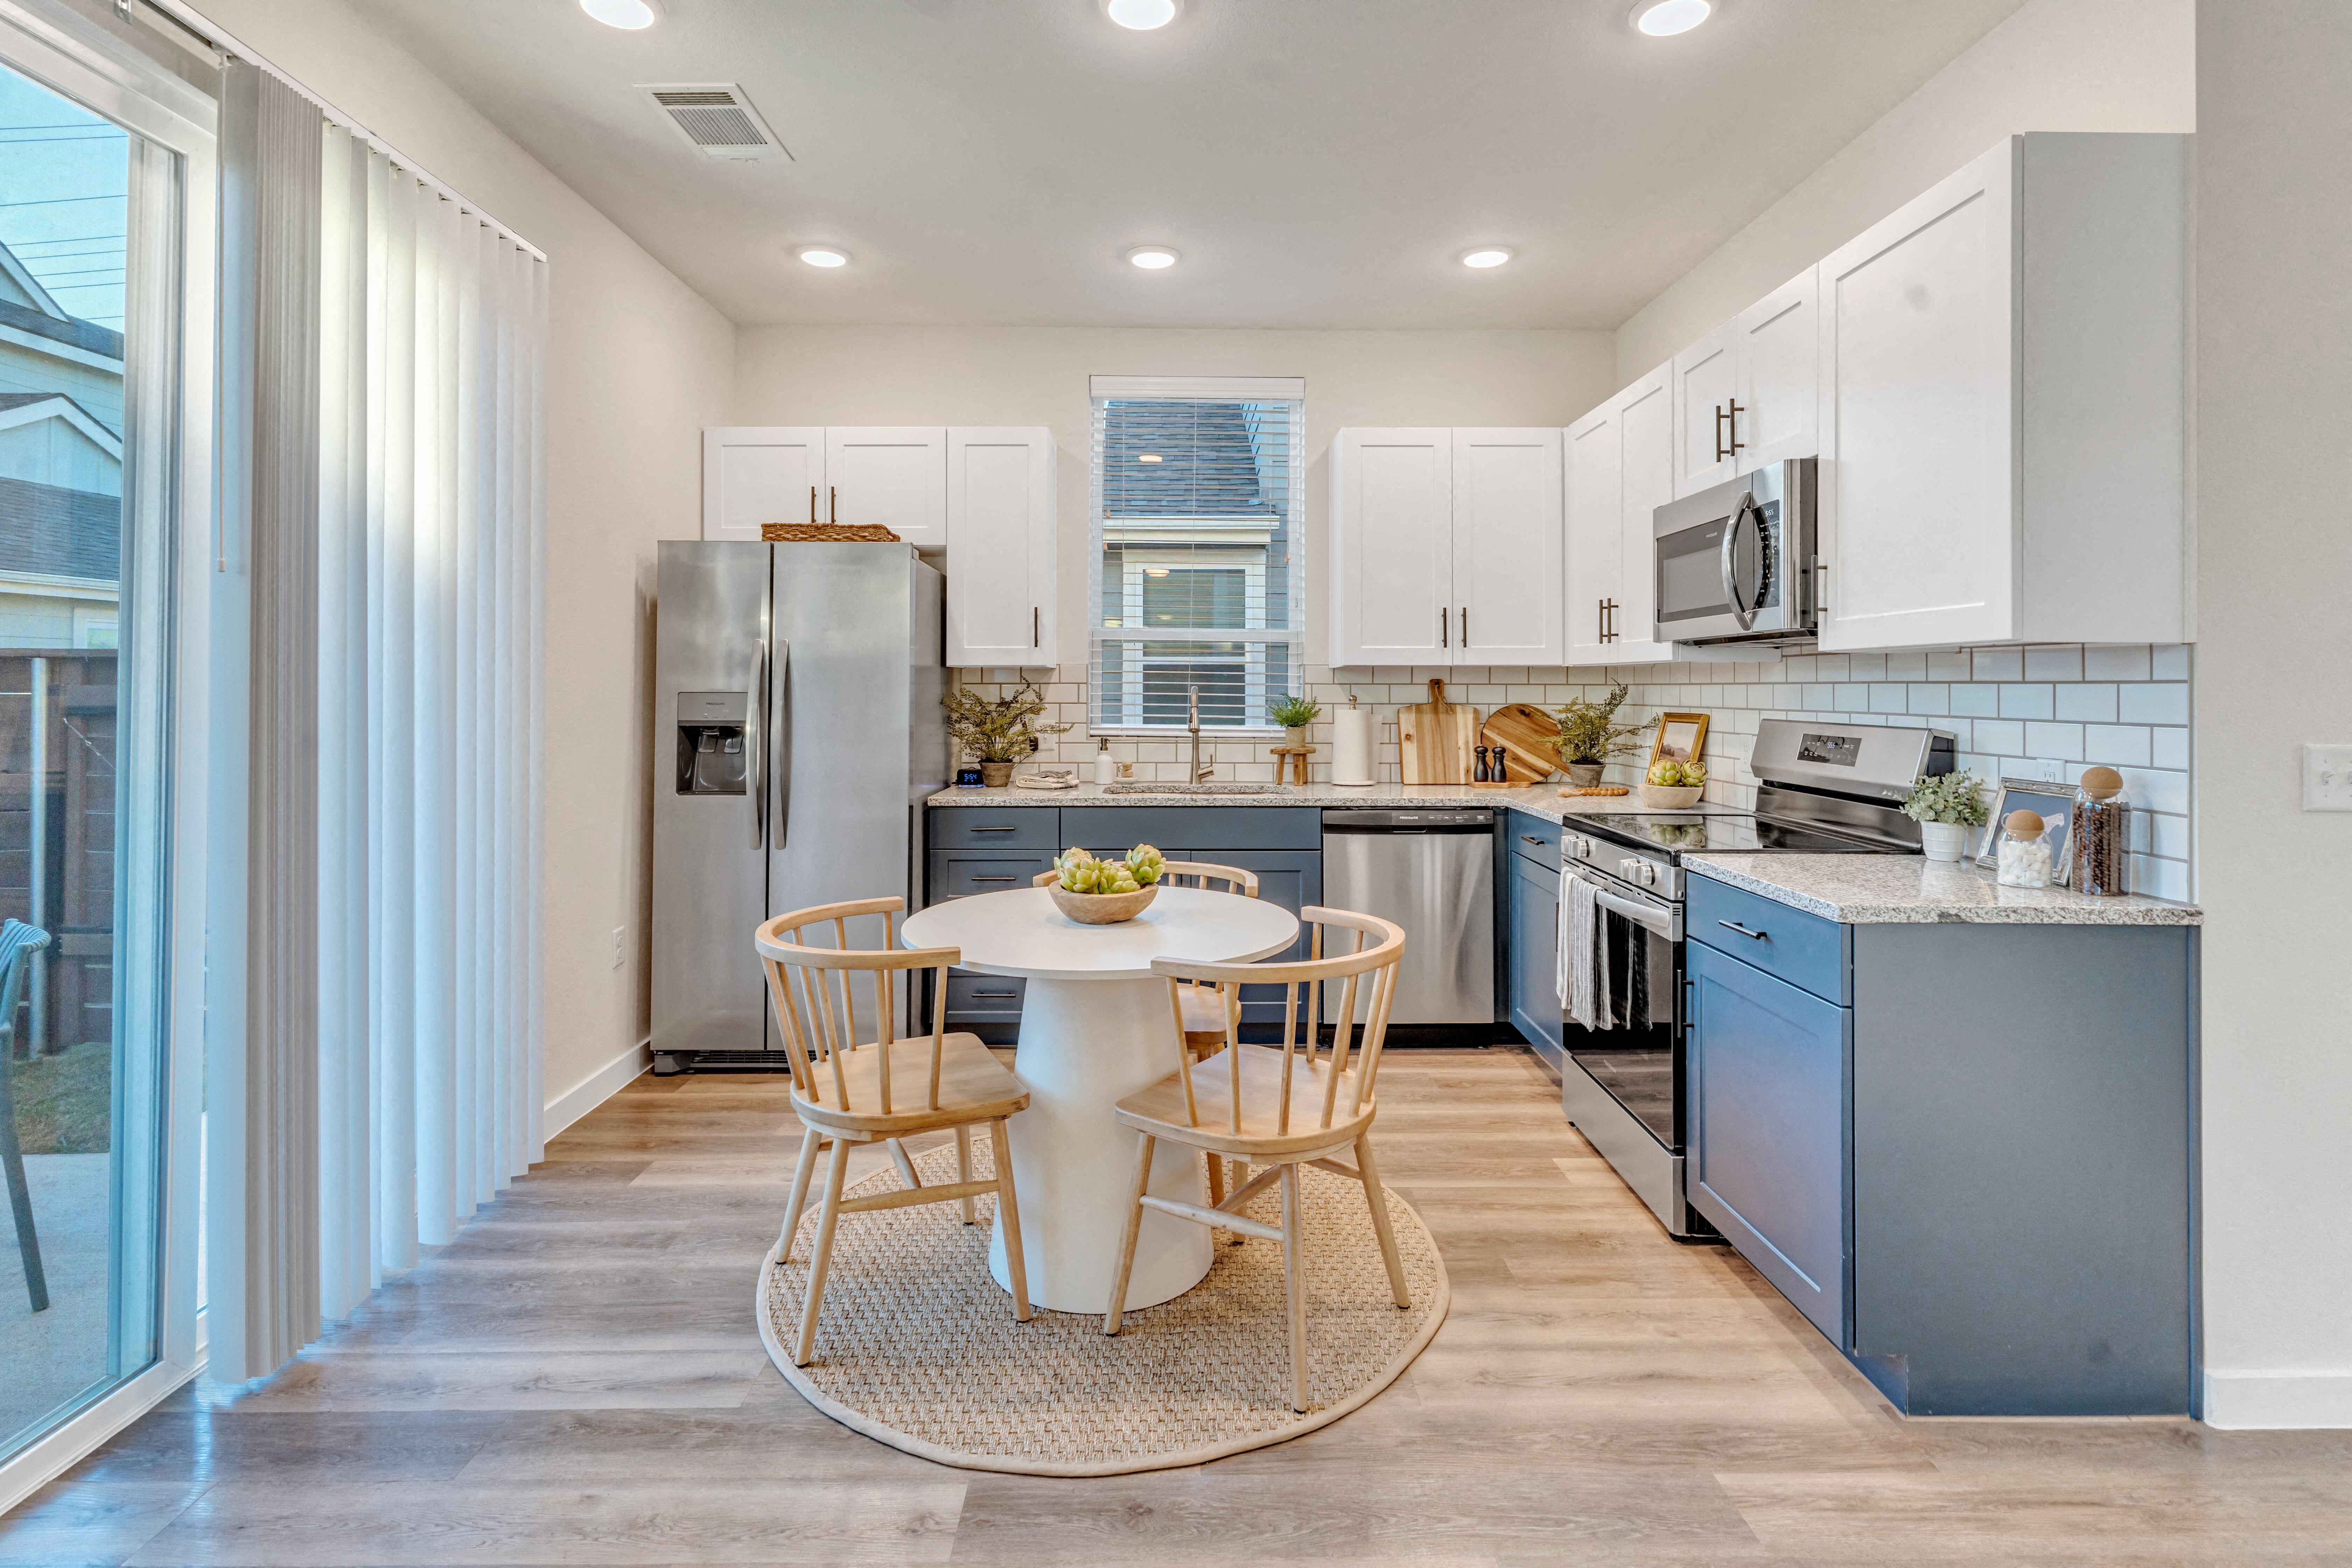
899 885 1300 1313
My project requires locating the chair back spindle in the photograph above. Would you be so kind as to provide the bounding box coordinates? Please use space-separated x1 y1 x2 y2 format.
755 897 960 1116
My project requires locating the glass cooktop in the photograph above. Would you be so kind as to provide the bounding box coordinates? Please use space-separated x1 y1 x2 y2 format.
1561 812 1901 857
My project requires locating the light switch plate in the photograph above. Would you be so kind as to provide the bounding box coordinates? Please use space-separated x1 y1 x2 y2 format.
2303 744 2352 811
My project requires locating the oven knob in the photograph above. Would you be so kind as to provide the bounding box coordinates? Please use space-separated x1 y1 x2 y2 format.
1617 858 1639 881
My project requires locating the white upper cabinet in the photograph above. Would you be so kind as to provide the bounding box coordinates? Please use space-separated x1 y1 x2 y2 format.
1564 402 1622 665
1735 265 1819 471
1815 133 2186 650
1613 366 1680 662
1671 325 1743 497
702 427 824 541
944 427 1056 668
1451 428 1564 665
824 427 947 550
1329 429 1453 667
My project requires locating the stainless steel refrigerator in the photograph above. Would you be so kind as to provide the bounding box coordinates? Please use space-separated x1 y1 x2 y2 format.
651 541 946 1073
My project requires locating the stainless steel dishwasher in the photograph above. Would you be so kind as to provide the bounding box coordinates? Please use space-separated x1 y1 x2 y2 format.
1320 808 1494 1024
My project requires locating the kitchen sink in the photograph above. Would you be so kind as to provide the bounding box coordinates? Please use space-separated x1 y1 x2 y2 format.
1103 782 1286 796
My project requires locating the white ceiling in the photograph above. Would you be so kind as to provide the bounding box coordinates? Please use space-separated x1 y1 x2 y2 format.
361 0 2028 330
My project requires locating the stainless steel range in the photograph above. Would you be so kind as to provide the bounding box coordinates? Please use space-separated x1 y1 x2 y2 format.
1557 718 1953 1237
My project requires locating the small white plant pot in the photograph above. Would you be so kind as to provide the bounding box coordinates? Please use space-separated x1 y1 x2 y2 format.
1919 821 1970 862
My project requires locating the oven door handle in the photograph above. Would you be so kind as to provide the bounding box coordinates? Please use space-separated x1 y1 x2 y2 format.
1720 491 1764 632
1570 869 1683 941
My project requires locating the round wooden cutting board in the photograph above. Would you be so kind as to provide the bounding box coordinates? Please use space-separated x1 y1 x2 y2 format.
1480 702 1561 783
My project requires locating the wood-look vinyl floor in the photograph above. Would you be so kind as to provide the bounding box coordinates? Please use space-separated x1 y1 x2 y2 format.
11 1047 2352 1566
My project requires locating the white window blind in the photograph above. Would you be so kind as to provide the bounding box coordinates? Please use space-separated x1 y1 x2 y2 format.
1087 375 1304 733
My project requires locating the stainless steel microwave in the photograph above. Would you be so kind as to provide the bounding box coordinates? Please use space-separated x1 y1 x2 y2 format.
1652 458 1815 642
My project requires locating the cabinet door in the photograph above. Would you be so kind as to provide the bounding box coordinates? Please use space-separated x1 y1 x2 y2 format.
1506 850 1562 1066
1451 428 1563 665
1613 365 1680 662
703 427 823 542
1672 324 1742 497
945 427 1056 667
1199 848 1321 1026
1564 402 1621 665
1330 429 1452 666
1688 940 1850 1346
825 427 947 551
1736 265 1819 471
1816 139 2017 650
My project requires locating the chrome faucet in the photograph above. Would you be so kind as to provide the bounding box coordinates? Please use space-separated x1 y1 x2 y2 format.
1186 685 1214 783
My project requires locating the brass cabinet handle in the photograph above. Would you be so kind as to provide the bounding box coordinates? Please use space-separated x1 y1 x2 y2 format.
1718 920 1769 941
1440 607 1448 648
1714 403 1729 463
1727 399 1745 459
829 485 838 524
1459 605 1468 647
1032 606 1040 648
808 485 817 525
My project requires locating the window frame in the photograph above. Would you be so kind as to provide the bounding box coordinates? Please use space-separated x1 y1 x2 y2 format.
1086 374 1304 739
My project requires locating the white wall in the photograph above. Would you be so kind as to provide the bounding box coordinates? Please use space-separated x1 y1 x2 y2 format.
2193 1 2352 1429
189 0 737 1110
731 325 1618 670
1614 0 2194 384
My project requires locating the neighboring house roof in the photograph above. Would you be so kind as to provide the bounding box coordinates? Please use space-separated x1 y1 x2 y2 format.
1101 399 1283 520
0 391 120 444
0 473 119 581
0 296 124 363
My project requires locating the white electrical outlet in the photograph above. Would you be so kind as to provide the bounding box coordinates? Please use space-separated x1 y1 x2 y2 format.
610 925 628 968
2303 745 2352 812
2037 758 2064 783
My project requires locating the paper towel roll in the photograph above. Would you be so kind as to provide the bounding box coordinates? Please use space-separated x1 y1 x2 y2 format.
1331 705 1376 786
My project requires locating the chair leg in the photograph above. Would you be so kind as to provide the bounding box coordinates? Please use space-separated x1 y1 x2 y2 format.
1225 1159 1250 1244
1280 1162 1309 1413
1 1086 46 1314
990 1119 1032 1322
1353 1133 1411 1310
1103 1133 1155 1336
887 1139 922 1191
1204 1151 1225 1240
955 1124 975 1225
778 1125 822 1264
793 1136 853 1367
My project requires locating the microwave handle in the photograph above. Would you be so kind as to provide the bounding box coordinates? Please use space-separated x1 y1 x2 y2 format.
1721 492 1763 632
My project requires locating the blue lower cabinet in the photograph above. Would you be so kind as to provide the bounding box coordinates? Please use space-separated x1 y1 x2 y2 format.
1687 937 1851 1349
1195 848 1320 1026
1505 850 1562 1069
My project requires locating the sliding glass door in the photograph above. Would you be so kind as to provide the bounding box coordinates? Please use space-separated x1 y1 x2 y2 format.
0 37 189 1475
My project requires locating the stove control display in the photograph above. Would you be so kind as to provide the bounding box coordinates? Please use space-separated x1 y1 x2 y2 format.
1797 732 1863 767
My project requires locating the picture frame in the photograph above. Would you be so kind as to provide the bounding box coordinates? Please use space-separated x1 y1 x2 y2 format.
1976 777 2075 883
1650 712 1710 768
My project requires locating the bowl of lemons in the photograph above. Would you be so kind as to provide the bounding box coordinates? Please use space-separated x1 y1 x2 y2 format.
1639 758 1707 810
1044 843 1165 924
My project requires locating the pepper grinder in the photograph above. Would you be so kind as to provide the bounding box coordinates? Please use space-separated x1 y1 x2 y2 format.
1473 745 1491 784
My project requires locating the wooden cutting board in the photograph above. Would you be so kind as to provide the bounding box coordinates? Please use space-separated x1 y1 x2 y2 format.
1481 702 1561 783
1397 678 1480 785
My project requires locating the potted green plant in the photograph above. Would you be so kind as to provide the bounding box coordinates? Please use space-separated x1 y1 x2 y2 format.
1902 770 1988 861
941 680 1070 787
1548 682 1653 788
1267 693 1322 748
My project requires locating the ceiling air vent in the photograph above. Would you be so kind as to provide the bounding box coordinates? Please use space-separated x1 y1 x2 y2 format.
638 84 789 161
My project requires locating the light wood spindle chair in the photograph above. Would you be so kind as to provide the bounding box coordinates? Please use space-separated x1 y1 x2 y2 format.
757 897 1034 1367
1034 860 1261 1211
1101 906 1411 1413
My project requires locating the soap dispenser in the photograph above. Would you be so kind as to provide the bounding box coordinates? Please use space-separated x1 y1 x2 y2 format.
1093 735 1116 787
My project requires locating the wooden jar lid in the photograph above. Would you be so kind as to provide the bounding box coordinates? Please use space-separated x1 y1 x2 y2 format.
2079 765 2124 801
2003 808 2046 838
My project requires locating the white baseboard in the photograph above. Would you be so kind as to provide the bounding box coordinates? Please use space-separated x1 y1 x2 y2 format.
2202 1369 2352 1429
542 1037 652 1141
0 1354 199 1518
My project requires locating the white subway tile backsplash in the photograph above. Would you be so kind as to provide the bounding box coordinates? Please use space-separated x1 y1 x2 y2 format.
2056 683 2119 723
2151 727 2189 770
2085 724 2152 768
1973 719 2026 755
2151 645 2189 680
1907 684 1951 716
1927 650 1973 681
1998 684 2056 721
1834 683 1870 710
1870 684 1909 714
2024 646 2082 681
2119 683 2190 725
2084 645 2152 680
1847 652 1888 680
1973 648 2024 682
1950 684 2000 718
2025 721 2085 761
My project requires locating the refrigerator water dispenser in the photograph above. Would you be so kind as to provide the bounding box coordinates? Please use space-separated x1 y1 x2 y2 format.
676 691 749 795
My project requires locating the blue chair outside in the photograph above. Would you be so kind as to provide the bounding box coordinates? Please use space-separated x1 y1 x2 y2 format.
0 918 55 1313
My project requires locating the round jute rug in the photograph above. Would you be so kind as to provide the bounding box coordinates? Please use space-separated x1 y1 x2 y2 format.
755 1139 1449 1476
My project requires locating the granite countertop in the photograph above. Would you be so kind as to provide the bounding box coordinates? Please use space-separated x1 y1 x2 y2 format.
925 779 1737 826
1687 854 2203 926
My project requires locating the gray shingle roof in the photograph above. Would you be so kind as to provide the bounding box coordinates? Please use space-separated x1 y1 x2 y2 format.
0 296 124 362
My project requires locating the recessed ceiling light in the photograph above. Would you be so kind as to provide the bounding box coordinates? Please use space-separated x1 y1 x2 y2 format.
1126 245 1180 270
797 246 849 268
1631 0 1711 36
1461 248 1513 269
1105 0 1179 30
582 0 659 30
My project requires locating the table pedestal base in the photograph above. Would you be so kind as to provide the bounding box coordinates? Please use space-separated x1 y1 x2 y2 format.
988 975 1212 1313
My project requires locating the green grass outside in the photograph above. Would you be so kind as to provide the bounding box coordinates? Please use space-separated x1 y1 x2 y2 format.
5 1042 111 1155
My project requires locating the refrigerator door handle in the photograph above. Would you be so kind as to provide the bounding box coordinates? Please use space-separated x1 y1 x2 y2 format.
747 635 768 849
773 638 791 849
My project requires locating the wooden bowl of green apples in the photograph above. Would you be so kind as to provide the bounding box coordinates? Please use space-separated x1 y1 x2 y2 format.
1044 844 1165 924
1639 758 1707 810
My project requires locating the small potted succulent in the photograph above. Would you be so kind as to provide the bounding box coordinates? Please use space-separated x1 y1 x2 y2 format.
1902 770 1988 862
1641 756 1709 809
1548 681 1654 789
941 680 1071 787
1044 843 1165 924
1267 693 1323 748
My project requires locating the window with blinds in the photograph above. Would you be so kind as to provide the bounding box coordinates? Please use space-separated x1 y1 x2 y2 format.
1088 375 1305 733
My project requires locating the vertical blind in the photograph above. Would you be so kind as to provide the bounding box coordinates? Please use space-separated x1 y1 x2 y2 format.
1087 375 1304 732
314 122 547 1327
